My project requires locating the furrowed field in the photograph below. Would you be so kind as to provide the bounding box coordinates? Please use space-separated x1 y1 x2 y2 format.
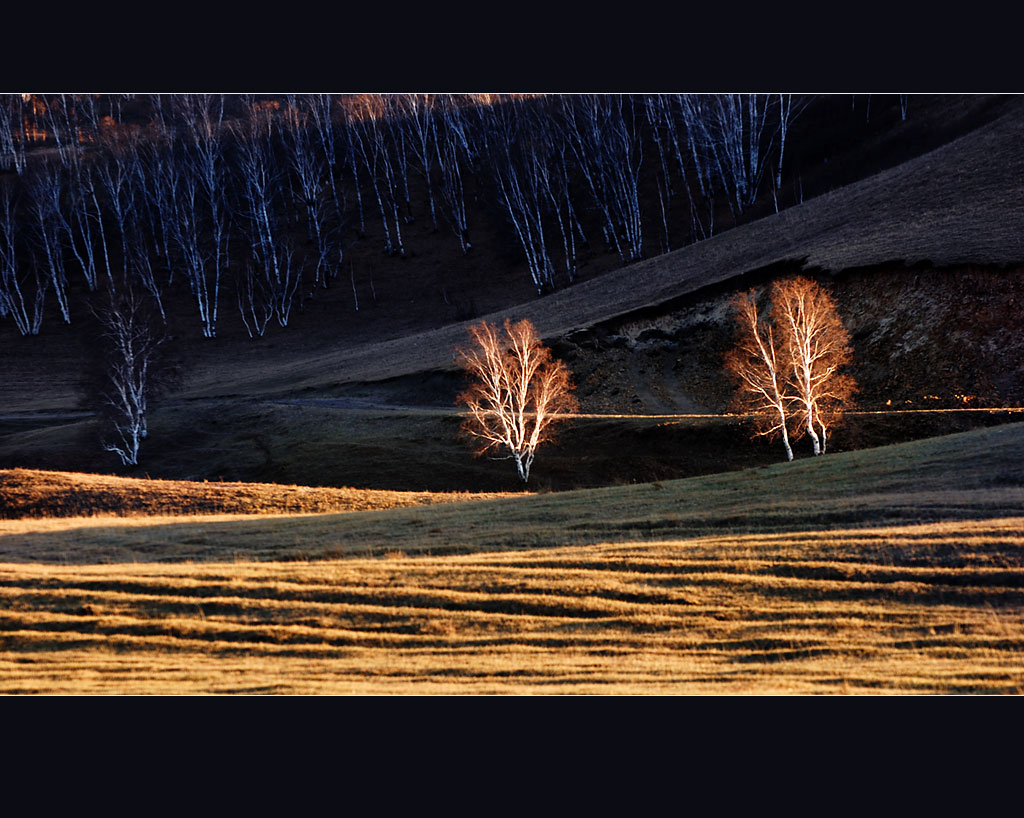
3 95 1024 694
2 424 1022 694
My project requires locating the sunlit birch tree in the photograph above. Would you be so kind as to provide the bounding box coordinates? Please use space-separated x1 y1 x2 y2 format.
772 276 856 455
455 318 577 484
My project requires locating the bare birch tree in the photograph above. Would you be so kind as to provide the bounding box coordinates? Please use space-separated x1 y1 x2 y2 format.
0 181 46 334
0 95 28 174
23 160 72 324
349 96 405 257
435 95 473 253
725 276 856 460
281 96 335 288
489 133 556 293
62 159 101 291
562 95 644 262
179 94 229 336
235 258 275 338
92 134 138 283
455 318 577 484
772 276 856 455
401 94 440 231
723 289 794 461
308 94 345 238
232 105 301 328
136 132 176 271
91 285 166 466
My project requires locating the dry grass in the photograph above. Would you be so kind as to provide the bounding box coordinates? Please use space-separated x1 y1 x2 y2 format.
1 517 1022 694
3 421 1020 565
0 467 514 519
0 423 1021 693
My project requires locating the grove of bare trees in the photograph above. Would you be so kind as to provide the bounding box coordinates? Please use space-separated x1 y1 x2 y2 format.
455 318 577 483
88 284 169 466
724 276 856 460
0 93 814 342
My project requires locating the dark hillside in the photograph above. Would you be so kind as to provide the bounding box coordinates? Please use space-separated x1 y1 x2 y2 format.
2 94 1023 487
569 263 1024 415
0 95 1017 409
172 96 1024 403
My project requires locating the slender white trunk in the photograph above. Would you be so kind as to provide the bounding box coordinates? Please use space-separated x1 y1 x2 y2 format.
780 407 794 462
806 406 821 455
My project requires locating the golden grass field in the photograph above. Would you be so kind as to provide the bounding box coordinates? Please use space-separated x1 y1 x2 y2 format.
3 98 1024 694
1 423 1022 693
0 467 514 518
2 517 1021 694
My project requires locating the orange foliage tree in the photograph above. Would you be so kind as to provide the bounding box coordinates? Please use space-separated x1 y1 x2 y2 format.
772 275 857 455
725 276 856 460
723 289 796 461
455 318 578 483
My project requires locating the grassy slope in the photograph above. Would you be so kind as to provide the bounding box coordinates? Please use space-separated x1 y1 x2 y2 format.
3 396 1021 493
0 423 1022 693
0 467 512 519
2 421 1022 563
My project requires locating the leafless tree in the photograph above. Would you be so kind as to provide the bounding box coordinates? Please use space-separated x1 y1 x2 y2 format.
774 94 795 193
135 133 176 271
643 96 675 253
341 105 367 238
772 276 857 455
236 259 275 338
308 94 346 239
39 95 73 168
672 94 720 238
23 161 72 323
0 181 45 334
724 289 795 461
435 95 473 253
168 151 217 336
562 95 643 262
677 94 803 221
270 239 301 327
91 285 166 466
100 132 166 318
725 276 856 460
536 130 584 284
704 94 772 217
62 160 101 291
479 99 568 292
232 105 301 328
455 318 577 484
384 96 414 224
179 94 230 336
489 126 556 293
348 96 405 257
281 96 336 288
0 95 27 174
92 134 139 283
401 94 440 231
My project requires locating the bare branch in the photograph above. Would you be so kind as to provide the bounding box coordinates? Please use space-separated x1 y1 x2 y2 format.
455 318 577 483
725 276 857 460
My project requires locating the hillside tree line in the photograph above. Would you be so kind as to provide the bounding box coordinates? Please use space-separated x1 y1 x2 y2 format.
0 92 808 340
